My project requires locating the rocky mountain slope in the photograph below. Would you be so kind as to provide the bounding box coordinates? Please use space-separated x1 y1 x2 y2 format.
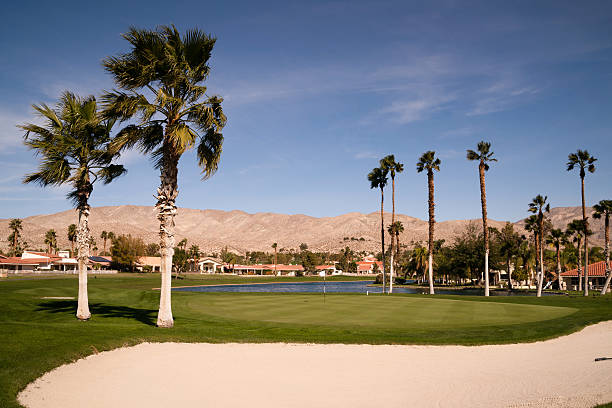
0 205 605 254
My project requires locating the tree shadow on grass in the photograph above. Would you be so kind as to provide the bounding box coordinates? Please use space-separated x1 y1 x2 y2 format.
36 300 157 326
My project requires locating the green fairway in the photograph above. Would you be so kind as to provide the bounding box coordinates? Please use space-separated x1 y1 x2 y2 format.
192 293 576 329
1 274 611 408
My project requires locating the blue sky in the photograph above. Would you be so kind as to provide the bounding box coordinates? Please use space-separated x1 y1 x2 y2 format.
0 0 611 222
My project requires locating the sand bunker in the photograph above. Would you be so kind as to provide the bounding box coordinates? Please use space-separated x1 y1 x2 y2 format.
19 321 612 408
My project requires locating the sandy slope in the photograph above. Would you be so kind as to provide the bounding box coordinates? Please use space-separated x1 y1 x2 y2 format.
18 322 612 408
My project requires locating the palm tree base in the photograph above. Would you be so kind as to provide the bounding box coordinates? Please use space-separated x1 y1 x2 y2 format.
157 319 174 328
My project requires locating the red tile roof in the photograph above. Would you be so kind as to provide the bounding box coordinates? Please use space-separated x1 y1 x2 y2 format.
0 257 42 265
560 261 611 277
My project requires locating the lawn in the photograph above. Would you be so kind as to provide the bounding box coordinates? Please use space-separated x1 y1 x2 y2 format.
1 274 611 408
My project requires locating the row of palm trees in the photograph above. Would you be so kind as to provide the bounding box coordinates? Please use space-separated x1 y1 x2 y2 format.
368 144 610 297
20 25 225 326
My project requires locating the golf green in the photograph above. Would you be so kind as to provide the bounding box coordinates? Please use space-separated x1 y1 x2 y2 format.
185 293 577 329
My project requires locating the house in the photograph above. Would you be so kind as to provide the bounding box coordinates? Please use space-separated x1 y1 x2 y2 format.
356 259 383 274
0 250 77 274
560 261 611 291
226 264 305 276
197 257 225 274
316 264 339 275
89 256 112 269
137 256 161 272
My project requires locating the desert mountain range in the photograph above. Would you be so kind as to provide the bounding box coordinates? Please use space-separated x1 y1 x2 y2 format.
0 206 606 254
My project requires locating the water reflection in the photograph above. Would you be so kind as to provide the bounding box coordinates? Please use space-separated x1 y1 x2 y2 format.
174 281 557 296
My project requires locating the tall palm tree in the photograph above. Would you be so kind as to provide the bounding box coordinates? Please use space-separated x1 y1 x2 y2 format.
467 141 497 296
68 224 77 257
417 150 441 295
567 150 596 296
100 231 108 256
528 195 550 297
412 246 428 283
393 221 404 259
566 219 589 292
368 166 389 293
103 25 226 327
21 92 126 320
44 229 57 255
546 228 568 290
188 244 200 272
524 215 540 288
497 223 520 291
593 200 612 294
381 155 403 293
8 218 23 257
272 242 278 275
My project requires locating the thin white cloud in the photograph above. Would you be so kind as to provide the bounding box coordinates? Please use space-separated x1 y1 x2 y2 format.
380 93 456 124
354 151 380 160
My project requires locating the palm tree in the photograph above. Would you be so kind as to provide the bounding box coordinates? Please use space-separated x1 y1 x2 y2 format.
593 200 612 294
497 223 520 291
566 219 589 292
44 229 57 255
8 218 23 256
412 246 428 283
68 224 77 257
100 231 108 256
466 141 497 296
528 195 550 297
380 155 403 293
368 166 389 293
103 25 226 328
393 221 404 259
272 242 278 275
21 92 126 320
546 229 568 290
524 215 540 288
567 150 596 296
417 150 441 295
188 244 200 272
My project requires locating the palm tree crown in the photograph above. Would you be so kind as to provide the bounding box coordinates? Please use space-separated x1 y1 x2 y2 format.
368 167 388 190
567 150 596 178
21 92 126 209
103 25 226 177
466 141 497 170
593 200 612 221
416 151 441 173
380 155 404 179
528 195 550 217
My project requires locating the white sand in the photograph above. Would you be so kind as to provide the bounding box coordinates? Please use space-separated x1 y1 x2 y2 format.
19 321 612 408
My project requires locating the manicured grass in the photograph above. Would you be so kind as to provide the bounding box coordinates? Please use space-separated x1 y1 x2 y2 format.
1 274 611 408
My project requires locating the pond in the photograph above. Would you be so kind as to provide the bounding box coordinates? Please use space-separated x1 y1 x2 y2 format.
173 280 558 296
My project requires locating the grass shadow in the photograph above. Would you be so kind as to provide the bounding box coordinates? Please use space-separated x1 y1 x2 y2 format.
36 300 157 326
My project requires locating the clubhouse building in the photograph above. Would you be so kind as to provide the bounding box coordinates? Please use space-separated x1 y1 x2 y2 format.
560 261 611 291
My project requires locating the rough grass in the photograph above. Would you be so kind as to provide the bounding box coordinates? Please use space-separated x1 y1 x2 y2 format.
1 274 611 408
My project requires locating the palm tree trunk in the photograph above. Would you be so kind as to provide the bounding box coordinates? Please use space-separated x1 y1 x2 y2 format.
581 177 589 296
507 255 512 291
380 187 386 294
156 148 179 328
428 170 435 295
389 176 395 294
478 164 490 296
103 238 107 257
577 239 583 292
600 214 611 294
556 244 562 290
76 205 91 320
537 231 544 297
